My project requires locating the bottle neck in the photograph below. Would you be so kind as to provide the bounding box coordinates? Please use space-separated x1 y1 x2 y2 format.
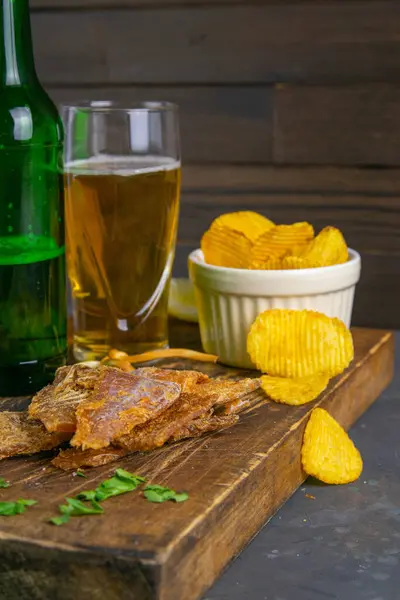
0 0 37 87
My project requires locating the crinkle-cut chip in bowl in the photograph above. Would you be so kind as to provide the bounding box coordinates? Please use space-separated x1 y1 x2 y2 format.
248 257 285 270
296 226 349 267
201 224 252 269
281 256 323 270
212 211 275 243
249 256 323 270
247 309 354 378
301 408 363 484
251 222 314 264
261 374 330 405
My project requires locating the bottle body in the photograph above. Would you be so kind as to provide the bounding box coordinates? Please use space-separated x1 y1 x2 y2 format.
0 141 67 396
0 0 67 395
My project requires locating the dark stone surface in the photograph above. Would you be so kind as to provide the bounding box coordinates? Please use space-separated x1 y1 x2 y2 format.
204 335 399 600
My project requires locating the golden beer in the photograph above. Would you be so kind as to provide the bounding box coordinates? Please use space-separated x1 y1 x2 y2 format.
64 156 181 361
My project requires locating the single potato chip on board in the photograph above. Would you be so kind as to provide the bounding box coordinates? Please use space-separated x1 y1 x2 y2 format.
298 226 348 267
213 211 275 243
247 309 354 378
301 408 363 484
261 374 330 405
201 224 252 269
251 222 314 264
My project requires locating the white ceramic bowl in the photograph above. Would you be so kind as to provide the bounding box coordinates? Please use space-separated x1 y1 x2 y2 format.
188 249 362 369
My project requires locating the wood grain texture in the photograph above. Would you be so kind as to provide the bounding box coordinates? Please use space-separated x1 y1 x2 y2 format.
31 3 400 85
274 84 400 165
0 327 394 600
48 86 273 163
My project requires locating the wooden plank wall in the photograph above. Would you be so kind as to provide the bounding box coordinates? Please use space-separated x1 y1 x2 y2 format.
30 0 400 329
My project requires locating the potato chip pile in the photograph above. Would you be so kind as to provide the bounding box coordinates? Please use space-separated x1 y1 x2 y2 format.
247 308 363 484
201 211 348 270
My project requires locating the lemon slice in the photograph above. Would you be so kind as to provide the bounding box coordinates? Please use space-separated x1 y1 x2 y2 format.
168 278 199 323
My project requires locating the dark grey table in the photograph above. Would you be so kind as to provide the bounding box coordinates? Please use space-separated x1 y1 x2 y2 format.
205 334 399 600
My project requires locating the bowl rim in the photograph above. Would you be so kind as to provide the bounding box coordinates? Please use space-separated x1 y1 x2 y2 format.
189 248 361 277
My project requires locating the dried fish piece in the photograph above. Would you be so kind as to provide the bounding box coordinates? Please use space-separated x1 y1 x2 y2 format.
218 396 252 415
205 378 260 407
0 412 69 460
170 413 239 443
29 364 99 433
52 447 127 471
118 377 259 452
135 367 209 393
71 369 181 450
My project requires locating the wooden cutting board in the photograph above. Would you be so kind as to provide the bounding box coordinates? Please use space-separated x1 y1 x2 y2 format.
0 327 394 600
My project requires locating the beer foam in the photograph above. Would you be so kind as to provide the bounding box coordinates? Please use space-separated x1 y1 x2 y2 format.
64 155 181 176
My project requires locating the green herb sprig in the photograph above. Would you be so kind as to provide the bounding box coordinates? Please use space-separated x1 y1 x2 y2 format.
77 469 146 503
0 478 10 489
50 468 189 526
144 485 189 504
50 498 103 526
0 499 37 517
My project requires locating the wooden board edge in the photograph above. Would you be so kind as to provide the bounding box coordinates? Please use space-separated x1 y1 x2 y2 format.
156 330 395 600
0 538 153 600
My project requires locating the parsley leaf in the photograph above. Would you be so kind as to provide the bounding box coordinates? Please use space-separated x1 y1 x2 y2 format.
75 470 88 479
50 470 147 525
115 469 146 486
50 497 103 525
60 498 104 516
50 514 71 527
0 499 37 516
77 469 146 503
144 485 189 504
0 478 10 489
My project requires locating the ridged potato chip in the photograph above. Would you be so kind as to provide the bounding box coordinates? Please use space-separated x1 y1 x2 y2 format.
250 256 321 270
251 223 314 264
298 226 348 267
261 374 330 405
248 258 284 270
247 309 354 378
301 408 363 484
213 211 275 243
281 256 327 269
201 225 252 269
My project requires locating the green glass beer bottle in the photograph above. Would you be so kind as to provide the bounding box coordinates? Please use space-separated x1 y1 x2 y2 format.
0 0 67 396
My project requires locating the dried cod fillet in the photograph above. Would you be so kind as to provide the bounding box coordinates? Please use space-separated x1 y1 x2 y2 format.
52 447 127 471
71 369 181 450
0 412 69 460
29 364 99 433
118 377 259 452
204 378 260 407
135 367 209 392
170 413 239 443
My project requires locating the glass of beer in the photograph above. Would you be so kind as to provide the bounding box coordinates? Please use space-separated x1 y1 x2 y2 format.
62 101 181 362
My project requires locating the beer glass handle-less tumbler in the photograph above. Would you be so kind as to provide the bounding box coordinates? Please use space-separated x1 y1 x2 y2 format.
62 102 181 362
